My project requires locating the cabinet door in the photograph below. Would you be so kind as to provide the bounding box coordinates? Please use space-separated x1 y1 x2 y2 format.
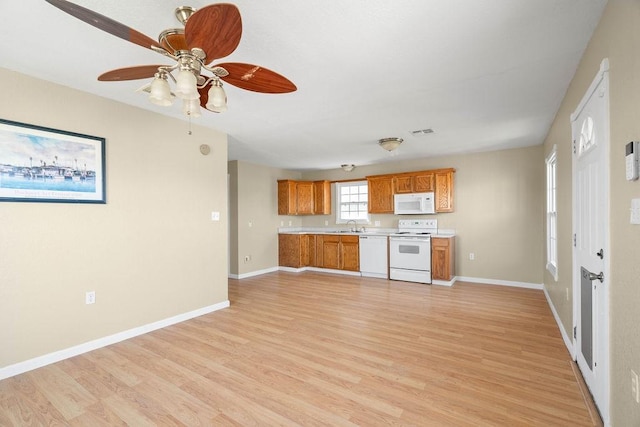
277 180 296 215
296 181 315 215
394 175 413 194
431 237 454 281
322 235 341 269
313 181 331 215
413 173 434 192
278 234 301 267
314 235 324 267
340 235 360 271
308 234 316 267
367 176 394 213
435 170 454 212
300 234 310 266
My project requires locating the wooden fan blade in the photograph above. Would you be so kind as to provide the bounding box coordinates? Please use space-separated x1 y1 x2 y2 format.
185 4 242 64
216 63 297 93
45 0 161 51
98 66 165 81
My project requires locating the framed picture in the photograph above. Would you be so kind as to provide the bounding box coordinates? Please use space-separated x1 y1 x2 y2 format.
0 118 106 203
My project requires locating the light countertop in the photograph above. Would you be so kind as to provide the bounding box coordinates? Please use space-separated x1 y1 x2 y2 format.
278 227 456 237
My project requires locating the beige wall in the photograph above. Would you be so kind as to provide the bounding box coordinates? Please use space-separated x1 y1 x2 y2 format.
543 1 640 424
228 160 300 276
303 145 544 284
0 69 229 369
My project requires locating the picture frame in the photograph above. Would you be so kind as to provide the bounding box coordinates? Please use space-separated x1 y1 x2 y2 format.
0 118 106 204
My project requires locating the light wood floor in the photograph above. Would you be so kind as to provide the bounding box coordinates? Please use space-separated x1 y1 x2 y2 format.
0 272 601 426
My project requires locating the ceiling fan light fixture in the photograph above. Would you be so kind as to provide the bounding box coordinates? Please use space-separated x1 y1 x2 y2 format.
175 69 200 100
149 74 173 106
206 80 228 112
378 137 403 152
45 2 297 121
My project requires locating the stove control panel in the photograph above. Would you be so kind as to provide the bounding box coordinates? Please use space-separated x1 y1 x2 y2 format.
397 219 438 230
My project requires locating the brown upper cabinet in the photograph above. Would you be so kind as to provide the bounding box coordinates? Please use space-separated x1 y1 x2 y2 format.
434 170 454 212
278 180 331 215
314 181 331 215
367 168 455 214
367 175 395 214
393 172 435 194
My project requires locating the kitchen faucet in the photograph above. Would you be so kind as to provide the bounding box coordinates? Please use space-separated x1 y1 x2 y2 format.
346 219 357 232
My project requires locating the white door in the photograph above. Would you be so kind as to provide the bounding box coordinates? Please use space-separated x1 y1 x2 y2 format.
571 59 610 423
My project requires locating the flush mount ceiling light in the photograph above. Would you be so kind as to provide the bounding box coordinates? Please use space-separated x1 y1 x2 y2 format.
341 164 356 172
378 137 403 152
45 0 297 118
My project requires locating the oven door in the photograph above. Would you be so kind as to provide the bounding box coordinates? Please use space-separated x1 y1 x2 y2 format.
389 236 431 270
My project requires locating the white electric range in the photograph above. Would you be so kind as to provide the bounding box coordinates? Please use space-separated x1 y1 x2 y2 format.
389 219 438 284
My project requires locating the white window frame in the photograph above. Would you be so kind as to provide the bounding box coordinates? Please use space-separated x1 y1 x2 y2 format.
335 181 370 224
546 145 558 281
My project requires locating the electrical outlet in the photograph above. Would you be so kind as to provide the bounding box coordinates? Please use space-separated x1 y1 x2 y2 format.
324 220 329 226
85 291 96 305
375 221 381 227
469 253 475 261
632 370 640 404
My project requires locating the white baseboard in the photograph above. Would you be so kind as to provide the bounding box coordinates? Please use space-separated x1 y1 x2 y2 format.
306 267 361 276
277 266 361 277
457 276 543 290
0 300 230 381
432 276 457 287
229 267 279 280
543 286 575 359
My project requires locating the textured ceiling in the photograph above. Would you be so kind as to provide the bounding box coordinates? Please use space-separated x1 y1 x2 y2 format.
0 0 607 171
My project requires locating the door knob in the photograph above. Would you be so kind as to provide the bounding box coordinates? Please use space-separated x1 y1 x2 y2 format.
588 271 604 283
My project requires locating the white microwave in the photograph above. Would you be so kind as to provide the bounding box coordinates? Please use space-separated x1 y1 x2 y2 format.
394 192 435 215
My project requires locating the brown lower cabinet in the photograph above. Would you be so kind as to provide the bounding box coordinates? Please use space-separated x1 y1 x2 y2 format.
431 236 455 281
279 233 359 271
278 234 309 268
320 235 360 271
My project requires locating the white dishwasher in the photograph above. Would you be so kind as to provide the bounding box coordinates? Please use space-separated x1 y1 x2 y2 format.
359 235 388 278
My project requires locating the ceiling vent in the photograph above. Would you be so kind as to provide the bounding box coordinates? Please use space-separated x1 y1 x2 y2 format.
410 128 434 136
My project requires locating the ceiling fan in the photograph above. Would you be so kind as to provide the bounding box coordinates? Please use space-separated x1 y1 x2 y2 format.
45 0 297 117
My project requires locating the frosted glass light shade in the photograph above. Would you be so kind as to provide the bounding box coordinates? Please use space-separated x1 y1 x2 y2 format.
206 83 227 112
378 137 403 152
175 70 200 100
182 98 202 118
149 77 172 106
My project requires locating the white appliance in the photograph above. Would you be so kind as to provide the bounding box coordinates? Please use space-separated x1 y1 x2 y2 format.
389 219 437 284
394 192 435 215
359 235 388 278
